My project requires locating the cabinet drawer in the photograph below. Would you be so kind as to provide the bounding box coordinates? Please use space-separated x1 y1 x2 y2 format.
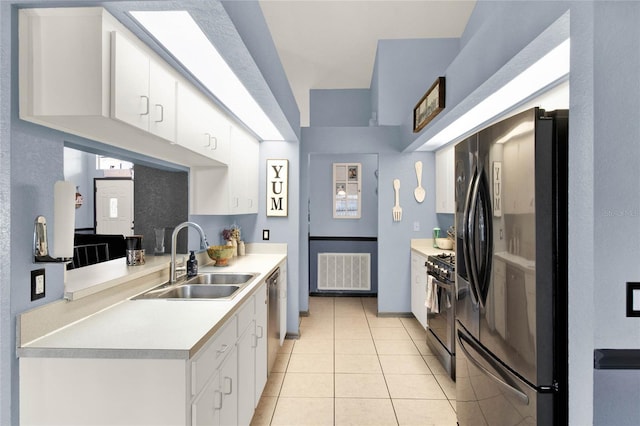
237 295 254 335
191 316 237 396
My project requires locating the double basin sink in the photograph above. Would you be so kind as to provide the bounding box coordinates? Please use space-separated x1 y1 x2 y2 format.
133 272 257 301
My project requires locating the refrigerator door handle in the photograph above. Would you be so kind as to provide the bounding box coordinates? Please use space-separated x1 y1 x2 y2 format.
462 169 480 305
457 330 529 405
476 168 493 305
466 169 483 305
467 167 493 308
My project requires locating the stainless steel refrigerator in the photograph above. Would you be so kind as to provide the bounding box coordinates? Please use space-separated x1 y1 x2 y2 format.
454 108 568 425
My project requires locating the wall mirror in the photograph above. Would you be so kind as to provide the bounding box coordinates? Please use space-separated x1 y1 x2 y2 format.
333 163 361 219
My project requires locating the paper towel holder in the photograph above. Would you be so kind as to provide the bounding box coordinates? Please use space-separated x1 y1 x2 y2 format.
33 216 71 263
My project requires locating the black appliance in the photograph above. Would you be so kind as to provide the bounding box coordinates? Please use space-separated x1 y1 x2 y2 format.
425 253 456 380
455 108 568 425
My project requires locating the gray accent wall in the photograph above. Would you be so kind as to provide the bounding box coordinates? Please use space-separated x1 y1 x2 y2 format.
133 165 188 255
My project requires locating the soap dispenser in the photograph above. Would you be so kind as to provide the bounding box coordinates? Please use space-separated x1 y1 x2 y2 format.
187 251 198 277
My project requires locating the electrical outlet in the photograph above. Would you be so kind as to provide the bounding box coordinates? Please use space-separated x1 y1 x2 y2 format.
262 229 270 241
413 221 420 231
31 269 45 301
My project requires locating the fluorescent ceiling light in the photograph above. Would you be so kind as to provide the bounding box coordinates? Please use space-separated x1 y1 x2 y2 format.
130 10 284 141
421 38 570 150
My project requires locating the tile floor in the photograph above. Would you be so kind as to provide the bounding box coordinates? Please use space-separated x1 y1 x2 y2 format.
251 297 457 425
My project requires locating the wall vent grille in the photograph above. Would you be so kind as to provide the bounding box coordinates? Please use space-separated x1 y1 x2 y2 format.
317 253 371 291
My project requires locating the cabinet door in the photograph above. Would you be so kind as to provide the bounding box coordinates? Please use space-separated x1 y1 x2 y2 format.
229 126 259 214
192 371 221 426
177 83 230 165
177 84 213 157
254 282 268 404
148 60 177 142
411 253 428 329
111 31 150 132
435 145 455 213
218 347 238 426
237 325 256 426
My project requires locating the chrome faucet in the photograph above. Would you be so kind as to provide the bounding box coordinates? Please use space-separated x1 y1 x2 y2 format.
170 221 210 283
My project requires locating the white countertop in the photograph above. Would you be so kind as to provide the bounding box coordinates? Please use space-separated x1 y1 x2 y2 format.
19 253 285 360
411 239 455 257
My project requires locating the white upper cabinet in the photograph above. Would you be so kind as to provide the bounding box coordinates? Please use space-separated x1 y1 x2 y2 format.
19 7 226 168
111 32 178 143
435 144 455 214
190 124 259 215
176 82 230 166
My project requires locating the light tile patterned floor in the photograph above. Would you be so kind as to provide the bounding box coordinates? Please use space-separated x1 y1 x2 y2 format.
251 297 457 425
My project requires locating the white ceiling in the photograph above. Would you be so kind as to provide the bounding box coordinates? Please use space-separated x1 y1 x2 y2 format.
259 0 476 127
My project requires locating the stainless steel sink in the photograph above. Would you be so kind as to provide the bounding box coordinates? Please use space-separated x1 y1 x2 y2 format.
158 284 240 299
185 273 256 285
132 272 257 300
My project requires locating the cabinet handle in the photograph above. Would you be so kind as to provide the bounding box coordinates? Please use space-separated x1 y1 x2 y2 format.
204 133 211 148
213 390 223 410
256 325 264 339
252 334 258 348
223 377 233 395
154 104 164 123
210 136 217 151
216 344 229 357
140 95 149 116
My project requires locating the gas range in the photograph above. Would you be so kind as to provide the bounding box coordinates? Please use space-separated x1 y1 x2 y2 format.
426 253 455 283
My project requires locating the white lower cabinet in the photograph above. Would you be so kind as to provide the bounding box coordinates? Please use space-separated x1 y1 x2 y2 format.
192 347 237 426
411 252 428 329
254 282 268 404
19 282 269 426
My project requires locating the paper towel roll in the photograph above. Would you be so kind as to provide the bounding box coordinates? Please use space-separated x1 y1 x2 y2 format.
53 181 75 259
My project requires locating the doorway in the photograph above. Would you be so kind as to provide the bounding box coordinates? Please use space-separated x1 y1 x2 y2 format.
94 178 134 236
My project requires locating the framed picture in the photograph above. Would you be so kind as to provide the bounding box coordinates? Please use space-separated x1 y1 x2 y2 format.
333 163 361 219
413 76 446 133
266 159 288 217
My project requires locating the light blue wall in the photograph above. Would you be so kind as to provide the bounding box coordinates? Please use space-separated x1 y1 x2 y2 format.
309 153 378 237
300 126 437 314
310 89 372 127
374 38 459 127
446 0 570 116
0 2 11 423
589 2 640 423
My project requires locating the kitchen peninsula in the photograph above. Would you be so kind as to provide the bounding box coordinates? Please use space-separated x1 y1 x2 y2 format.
18 245 286 425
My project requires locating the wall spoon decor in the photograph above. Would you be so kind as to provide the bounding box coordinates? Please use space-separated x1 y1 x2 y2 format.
414 161 425 203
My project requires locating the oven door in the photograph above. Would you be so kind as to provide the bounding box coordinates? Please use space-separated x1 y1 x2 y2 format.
426 273 455 354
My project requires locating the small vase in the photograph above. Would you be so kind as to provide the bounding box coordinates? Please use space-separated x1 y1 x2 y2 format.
231 239 238 257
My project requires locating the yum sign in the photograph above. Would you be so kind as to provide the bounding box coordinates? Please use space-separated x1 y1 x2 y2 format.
266 159 288 217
